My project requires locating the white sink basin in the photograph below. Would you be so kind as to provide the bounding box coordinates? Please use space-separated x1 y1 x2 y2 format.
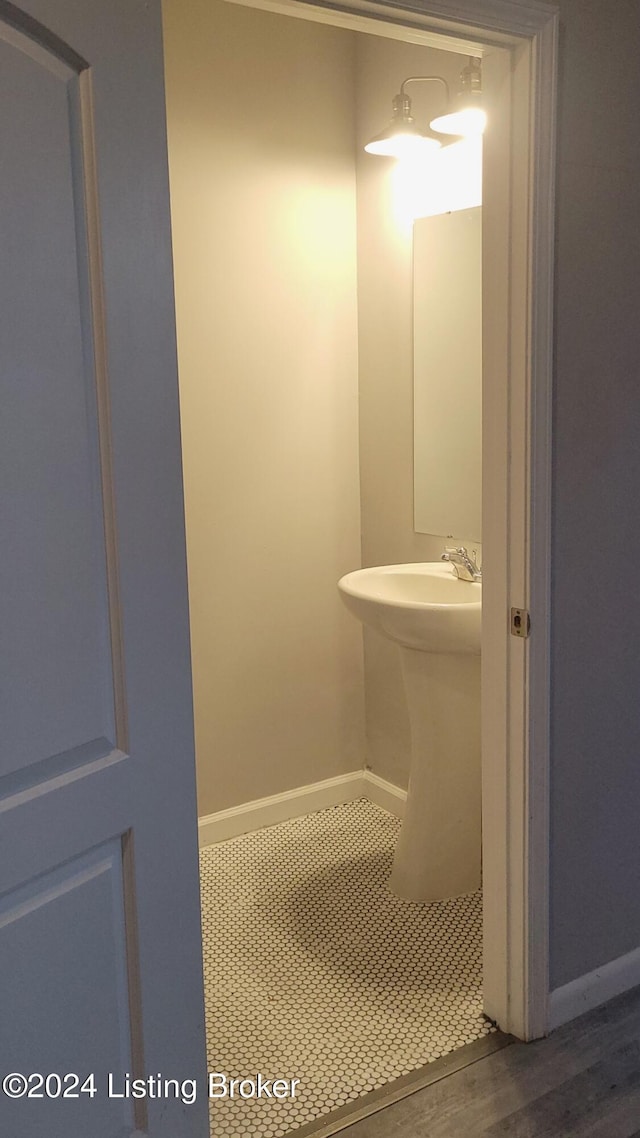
337 562 481 654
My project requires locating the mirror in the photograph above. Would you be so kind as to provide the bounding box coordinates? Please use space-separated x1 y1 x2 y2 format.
413 206 482 541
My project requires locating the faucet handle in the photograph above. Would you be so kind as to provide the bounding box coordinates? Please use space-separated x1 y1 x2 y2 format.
441 546 481 582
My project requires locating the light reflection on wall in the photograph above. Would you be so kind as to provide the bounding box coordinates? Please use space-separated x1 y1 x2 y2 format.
390 136 482 232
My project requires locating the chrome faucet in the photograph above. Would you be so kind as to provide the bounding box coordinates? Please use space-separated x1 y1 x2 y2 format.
441 546 482 582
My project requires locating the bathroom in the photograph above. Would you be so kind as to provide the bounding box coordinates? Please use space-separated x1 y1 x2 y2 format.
162 0 488 1131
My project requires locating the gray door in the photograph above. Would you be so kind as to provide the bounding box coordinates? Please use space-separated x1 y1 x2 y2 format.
0 2 207 1135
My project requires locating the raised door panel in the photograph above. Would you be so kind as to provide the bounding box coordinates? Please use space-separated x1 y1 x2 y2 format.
0 842 134 1138
0 36 118 778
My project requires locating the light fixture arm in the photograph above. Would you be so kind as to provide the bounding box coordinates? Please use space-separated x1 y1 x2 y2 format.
399 75 450 101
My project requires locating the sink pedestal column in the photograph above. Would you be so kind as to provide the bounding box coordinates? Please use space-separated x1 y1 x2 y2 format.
389 647 481 903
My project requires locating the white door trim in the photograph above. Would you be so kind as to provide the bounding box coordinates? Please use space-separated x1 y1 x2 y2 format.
221 0 558 1041
479 6 558 1041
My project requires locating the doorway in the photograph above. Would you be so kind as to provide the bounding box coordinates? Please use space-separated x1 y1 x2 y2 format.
162 0 556 1129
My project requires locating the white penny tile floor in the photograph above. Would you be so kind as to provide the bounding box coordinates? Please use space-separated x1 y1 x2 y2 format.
199 798 494 1137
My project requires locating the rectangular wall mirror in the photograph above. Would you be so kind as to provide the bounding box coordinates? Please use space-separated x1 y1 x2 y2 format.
413 206 482 542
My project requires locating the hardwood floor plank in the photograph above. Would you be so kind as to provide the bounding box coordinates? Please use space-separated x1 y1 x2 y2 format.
482 1041 640 1137
574 1088 640 1138
341 988 640 1138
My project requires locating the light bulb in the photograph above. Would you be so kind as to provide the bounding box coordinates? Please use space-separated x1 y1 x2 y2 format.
365 133 441 159
430 106 487 136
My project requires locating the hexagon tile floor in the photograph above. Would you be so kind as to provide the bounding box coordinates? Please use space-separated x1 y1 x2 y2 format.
199 798 494 1137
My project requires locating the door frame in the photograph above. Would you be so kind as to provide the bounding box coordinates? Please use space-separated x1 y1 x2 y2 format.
221 0 558 1041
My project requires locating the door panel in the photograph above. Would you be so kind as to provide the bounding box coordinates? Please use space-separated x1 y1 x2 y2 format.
0 3 207 1135
1 842 134 1138
0 36 115 778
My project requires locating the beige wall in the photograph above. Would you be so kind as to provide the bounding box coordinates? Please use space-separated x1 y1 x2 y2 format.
354 35 473 790
162 0 365 815
163 2 484 813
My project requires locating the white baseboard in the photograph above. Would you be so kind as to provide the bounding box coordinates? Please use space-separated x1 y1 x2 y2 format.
198 769 406 847
362 769 406 819
548 944 640 1031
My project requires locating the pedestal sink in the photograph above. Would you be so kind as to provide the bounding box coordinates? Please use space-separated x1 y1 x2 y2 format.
338 563 481 903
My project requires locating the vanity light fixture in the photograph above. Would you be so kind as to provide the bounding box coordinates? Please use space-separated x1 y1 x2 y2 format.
364 58 486 158
429 57 486 137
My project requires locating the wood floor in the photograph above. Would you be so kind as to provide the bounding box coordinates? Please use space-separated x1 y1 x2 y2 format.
342 987 640 1138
